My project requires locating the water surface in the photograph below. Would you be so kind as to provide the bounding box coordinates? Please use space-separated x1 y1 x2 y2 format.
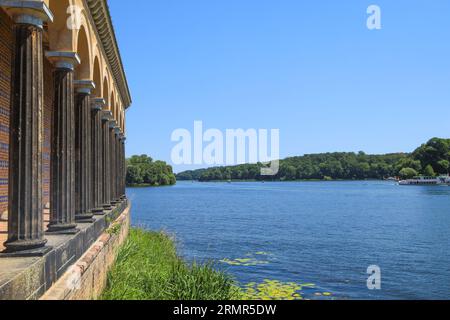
128 181 450 299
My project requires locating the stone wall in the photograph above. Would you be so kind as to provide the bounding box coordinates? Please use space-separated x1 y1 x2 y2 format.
40 204 130 300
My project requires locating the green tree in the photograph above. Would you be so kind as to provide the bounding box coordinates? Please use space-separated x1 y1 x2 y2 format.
399 167 418 179
423 165 435 177
126 166 143 185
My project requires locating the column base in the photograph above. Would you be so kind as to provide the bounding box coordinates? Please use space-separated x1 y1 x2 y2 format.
92 207 105 216
75 213 95 224
102 203 113 210
47 223 80 235
1 239 52 258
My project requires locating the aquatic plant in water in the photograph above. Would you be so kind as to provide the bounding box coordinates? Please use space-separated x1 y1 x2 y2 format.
240 279 317 300
220 252 274 266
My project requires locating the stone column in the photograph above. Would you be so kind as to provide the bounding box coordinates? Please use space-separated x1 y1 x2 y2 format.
114 129 120 201
119 134 125 199
1 1 53 256
74 80 95 223
121 136 127 199
91 98 105 215
46 52 80 234
109 121 119 205
101 110 113 210
114 127 121 202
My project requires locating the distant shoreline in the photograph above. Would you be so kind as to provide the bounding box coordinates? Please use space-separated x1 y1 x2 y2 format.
176 178 390 183
126 183 176 188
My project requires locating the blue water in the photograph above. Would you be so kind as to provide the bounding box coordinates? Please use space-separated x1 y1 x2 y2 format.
127 181 450 300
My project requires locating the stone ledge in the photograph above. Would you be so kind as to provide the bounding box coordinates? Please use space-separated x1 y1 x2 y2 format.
40 204 130 300
0 200 130 300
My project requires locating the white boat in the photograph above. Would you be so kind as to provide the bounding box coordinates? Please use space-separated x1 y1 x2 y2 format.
398 175 450 186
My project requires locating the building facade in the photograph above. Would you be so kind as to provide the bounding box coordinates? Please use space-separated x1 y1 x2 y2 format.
0 0 130 256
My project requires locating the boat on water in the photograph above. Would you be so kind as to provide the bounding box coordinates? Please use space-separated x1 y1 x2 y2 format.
398 175 450 186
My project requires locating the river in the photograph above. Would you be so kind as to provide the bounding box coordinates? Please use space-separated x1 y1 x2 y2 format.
127 181 450 300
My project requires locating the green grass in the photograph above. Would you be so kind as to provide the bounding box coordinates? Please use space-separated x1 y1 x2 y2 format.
101 228 241 300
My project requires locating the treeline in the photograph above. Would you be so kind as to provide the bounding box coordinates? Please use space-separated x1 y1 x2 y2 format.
126 155 176 187
176 138 450 182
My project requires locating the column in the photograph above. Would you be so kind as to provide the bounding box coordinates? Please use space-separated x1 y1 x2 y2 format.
1 1 53 256
45 52 80 234
91 98 105 215
109 120 118 206
74 80 95 223
115 130 120 201
101 110 113 210
122 135 127 199
119 135 126 199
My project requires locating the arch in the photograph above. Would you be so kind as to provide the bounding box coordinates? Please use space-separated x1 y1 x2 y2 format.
92 56 101 97
110 93 115 118
75 24 91 79
48 0 75 51
103 77 109 107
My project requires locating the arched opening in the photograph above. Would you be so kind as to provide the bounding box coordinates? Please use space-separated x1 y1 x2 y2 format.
110 94 115 116
48 0 74 51
75 25 91 80
92 57 101 97
103 77 109 107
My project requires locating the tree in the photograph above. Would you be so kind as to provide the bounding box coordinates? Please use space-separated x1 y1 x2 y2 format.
399 167 418 179
423 165 435 177
126 166 143 185
126 154 176 186
437 160 450 174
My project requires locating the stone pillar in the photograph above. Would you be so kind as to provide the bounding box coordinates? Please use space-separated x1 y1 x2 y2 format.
46 52 80 234
114 130 120 201
91 98 105 215
109 121 119 205
122 136 127 199
119 134 126 199
101 110 113 210
74 80 95 223
114 127 121 202
1 1 53 256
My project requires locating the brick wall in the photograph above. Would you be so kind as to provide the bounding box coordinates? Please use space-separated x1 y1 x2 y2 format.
0 10 12 216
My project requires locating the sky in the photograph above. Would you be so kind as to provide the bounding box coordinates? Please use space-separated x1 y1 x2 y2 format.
109 0 450 173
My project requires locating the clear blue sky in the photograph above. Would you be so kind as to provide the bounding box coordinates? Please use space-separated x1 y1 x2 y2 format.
109 0 450 173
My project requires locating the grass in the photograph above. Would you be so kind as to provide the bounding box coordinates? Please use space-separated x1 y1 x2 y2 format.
101 228 241 300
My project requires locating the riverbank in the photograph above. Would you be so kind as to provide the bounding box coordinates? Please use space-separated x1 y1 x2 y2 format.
101 228 240 300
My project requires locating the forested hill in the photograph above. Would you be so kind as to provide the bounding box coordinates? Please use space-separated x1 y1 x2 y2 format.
176 138 450 182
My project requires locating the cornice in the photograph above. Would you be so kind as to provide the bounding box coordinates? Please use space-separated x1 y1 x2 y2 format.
85 0 132 108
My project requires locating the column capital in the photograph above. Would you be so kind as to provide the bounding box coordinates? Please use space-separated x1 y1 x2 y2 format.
0 0 53 27
91 98 106 111
74 80 95 94
109 120 118 129
45 51 80 71
101 110 113 121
